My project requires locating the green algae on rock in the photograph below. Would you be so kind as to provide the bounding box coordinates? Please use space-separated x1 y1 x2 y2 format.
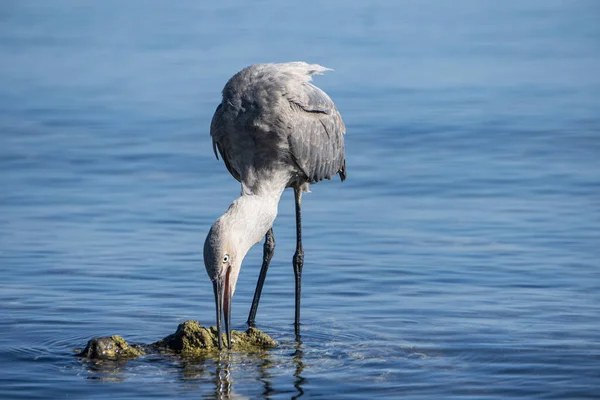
152 320 277 356
78 320 277 360
80 335 145 360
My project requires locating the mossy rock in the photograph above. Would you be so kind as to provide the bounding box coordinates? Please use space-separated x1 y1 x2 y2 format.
152 320 277 356
78 320 277 360
80 335 145 360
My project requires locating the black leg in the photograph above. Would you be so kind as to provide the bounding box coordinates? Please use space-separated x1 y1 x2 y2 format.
293 187 304 337
247 228 275 327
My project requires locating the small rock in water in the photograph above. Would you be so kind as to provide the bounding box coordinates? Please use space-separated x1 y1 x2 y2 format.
80 335 145 360
78 320 277 360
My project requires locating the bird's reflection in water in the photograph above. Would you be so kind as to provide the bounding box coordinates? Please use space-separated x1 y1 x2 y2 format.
214 352 233 399
178 353 235 399
82 339 307 398
178 350 274 399
258 350 275 397
176 343 306 399
292 336 306 400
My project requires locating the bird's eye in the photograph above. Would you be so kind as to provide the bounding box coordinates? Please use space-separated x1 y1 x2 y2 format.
223 254 230 263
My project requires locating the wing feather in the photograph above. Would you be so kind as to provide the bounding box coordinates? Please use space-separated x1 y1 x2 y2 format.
210 103 242 182
209 62 346 187
285 82 346 183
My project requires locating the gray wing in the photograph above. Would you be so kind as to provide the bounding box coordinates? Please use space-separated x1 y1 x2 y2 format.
284 82 346 183
210 103 242 182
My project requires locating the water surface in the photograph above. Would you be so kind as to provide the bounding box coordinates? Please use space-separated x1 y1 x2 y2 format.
1 1 599 398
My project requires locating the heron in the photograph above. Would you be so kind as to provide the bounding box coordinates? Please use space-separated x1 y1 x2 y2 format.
203 62 346 349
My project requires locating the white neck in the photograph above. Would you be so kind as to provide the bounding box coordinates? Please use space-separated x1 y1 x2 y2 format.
220 190 282 255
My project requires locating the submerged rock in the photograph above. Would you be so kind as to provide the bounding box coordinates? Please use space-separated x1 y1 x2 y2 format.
80 335 145 360
78 320 276 360
152 320 278 356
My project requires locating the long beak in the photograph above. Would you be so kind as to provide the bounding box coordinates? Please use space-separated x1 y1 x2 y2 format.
212 267 232 350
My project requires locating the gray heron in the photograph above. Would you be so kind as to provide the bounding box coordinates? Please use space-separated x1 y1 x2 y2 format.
203 62 346 349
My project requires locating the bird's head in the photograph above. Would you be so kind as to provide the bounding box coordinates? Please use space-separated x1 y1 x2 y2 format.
203 218 243 349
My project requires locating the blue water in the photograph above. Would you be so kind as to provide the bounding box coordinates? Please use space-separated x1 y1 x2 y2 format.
1 1 599 398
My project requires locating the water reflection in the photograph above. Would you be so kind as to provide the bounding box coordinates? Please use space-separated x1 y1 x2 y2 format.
214 353 233 399
257 351 275 397
176 352 236 399
292 338 306 400
180 354 210 381
77 340 309 399
180 350 277 399
79 358 128 382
